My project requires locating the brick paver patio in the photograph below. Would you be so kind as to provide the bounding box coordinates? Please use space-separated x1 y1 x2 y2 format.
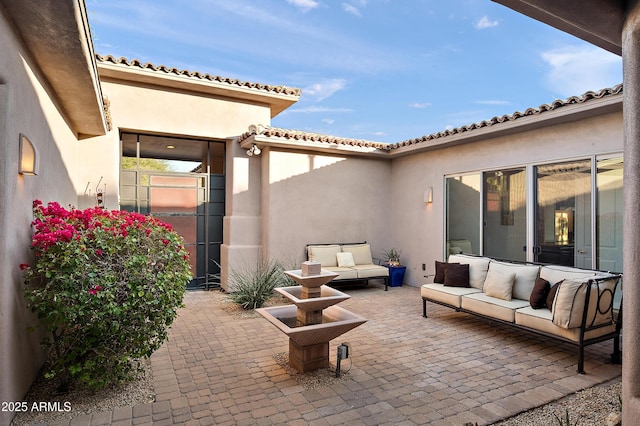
43 284 621 425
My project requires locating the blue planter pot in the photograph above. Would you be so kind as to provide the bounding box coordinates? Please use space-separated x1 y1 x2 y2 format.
387 265 406 287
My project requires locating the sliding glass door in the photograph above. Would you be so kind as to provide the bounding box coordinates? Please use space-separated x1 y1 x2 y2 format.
534 160 591 267
483 168 526 261
444 156 623 272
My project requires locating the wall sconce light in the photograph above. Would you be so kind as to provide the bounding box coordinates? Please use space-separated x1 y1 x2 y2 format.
246 144 261 157
424 187 433 204
19 134 38 175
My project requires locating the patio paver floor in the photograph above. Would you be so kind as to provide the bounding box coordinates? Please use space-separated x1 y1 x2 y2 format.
34 284 621 425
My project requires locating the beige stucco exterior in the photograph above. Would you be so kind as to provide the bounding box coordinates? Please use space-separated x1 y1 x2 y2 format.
0 0 633 424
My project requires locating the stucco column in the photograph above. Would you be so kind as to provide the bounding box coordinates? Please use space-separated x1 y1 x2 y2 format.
622 1 640 421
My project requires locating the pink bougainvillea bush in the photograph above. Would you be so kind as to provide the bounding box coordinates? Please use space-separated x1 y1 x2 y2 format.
22 200 191 391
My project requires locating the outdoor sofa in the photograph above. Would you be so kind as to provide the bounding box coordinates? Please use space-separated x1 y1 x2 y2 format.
306 243 390 291
422 253 622 373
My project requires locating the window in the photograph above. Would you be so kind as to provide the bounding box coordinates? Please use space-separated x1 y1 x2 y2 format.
444 156 623 271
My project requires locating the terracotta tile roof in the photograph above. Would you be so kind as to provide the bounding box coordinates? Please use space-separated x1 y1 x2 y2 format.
238 125 391 150
95 54 301 97
393 84 623 149
238 84 622 152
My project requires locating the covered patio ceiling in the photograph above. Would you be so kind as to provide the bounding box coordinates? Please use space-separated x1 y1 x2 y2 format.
492 0 623 55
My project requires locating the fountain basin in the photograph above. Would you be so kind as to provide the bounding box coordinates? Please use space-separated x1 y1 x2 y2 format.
256 304 367 347
275 285 350 312
283 269 339 288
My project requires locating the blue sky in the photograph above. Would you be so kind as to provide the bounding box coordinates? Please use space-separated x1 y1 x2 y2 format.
87 0 622 143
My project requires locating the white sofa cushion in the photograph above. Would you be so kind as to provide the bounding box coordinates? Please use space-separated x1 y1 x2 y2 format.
515 306 617 342
342 244 373 265
308 245 341 267
487 261 541 301
483 267 516 300
539 265 595 284
448 254 491 290
322 266 358 280
336 252 355 267
352 264 389 279
551 277 619 329
461 292 530 322
421 283 482 308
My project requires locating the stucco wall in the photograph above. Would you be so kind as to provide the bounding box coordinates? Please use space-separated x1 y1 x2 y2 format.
0 9 85 423
390 111 624 286
262 149 393 266
99 78 272 138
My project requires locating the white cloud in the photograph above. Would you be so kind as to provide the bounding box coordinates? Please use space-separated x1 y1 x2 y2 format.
322 118 335 124
303 79 347 101
474 16 498 30
286 0 320 12
409 102 432 108
541 46 622 97
342 3 361 17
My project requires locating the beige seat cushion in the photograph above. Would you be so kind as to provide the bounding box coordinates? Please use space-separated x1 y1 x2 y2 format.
461 293 529 322
323 266 358 280
515 306 616 342
421 283 482 308
307 245 341 267
352 264 389 279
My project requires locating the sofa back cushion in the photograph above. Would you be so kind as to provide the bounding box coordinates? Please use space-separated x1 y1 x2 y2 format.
341 244 373 265
448 254 490 290
307 245 341 267
540 265 595 284
487 261 541 300
551 277 619 329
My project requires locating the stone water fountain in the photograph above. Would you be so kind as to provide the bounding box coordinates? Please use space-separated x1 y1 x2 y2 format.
256 262 367 373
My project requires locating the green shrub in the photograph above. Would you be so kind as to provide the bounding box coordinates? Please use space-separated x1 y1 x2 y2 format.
21 200 191 391
227 258 295 309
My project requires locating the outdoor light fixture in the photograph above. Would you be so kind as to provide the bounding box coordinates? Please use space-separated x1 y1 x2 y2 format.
424 187 433 204
19 133 37 175
246 144 261 157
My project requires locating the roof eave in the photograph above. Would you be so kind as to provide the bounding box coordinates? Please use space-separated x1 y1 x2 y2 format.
238 135 391 158
96 61 300 118
389 93 623 158
1 0 108 137
492 0 623 55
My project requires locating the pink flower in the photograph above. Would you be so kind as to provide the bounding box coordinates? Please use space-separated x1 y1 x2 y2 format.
162 239 169 245
88 289 97 295
19 263 29 271
95 249 103 256
95 285 102 291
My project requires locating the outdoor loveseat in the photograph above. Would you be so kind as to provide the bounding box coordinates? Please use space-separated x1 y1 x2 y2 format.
422 253 622 373
306 243 390 291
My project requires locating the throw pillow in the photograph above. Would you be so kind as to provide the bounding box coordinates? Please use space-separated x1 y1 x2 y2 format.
483 268 516 300
336 252 356 267
434 261 459 283
443 263 470 287
529 277 550 309
546 280 562 311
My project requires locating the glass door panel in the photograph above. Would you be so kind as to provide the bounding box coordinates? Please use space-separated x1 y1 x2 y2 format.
483 168 526 261
535 160 591 266
446 174 481 256
596 158 623 272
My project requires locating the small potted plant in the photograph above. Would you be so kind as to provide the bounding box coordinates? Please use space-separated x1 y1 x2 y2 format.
382 248 406 287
